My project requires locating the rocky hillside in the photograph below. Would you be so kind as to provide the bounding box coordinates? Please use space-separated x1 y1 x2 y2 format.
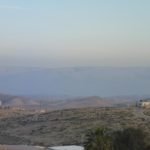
0 107 149 146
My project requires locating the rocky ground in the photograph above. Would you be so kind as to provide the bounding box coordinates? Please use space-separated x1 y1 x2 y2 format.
0 107 149 147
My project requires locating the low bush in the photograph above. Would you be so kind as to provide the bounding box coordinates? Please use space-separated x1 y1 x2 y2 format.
84 127 150 150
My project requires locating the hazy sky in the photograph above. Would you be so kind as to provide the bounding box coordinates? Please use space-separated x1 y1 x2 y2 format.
0 0 150 68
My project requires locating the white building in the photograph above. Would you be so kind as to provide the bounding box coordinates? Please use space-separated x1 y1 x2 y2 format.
139 99 150 108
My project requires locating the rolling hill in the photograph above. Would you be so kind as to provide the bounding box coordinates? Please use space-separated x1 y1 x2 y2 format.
0 93 137 110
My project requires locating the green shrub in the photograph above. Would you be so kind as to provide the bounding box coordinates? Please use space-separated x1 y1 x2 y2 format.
84 127 113 150
84 127 150 150
113 128 147 150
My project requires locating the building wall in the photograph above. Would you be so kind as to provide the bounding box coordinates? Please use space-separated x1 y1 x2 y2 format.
139 101 150 108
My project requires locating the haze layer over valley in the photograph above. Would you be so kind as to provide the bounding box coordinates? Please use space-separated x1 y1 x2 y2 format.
0 67 149 97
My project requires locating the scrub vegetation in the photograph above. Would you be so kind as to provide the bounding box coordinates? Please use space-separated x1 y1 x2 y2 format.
0 107 149 147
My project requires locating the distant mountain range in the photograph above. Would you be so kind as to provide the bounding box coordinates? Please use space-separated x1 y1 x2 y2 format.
0 93 139 110
0 66 149 97
0 93 39 107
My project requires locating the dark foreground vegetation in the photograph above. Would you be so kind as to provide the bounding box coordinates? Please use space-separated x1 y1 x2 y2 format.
84 127 150 150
